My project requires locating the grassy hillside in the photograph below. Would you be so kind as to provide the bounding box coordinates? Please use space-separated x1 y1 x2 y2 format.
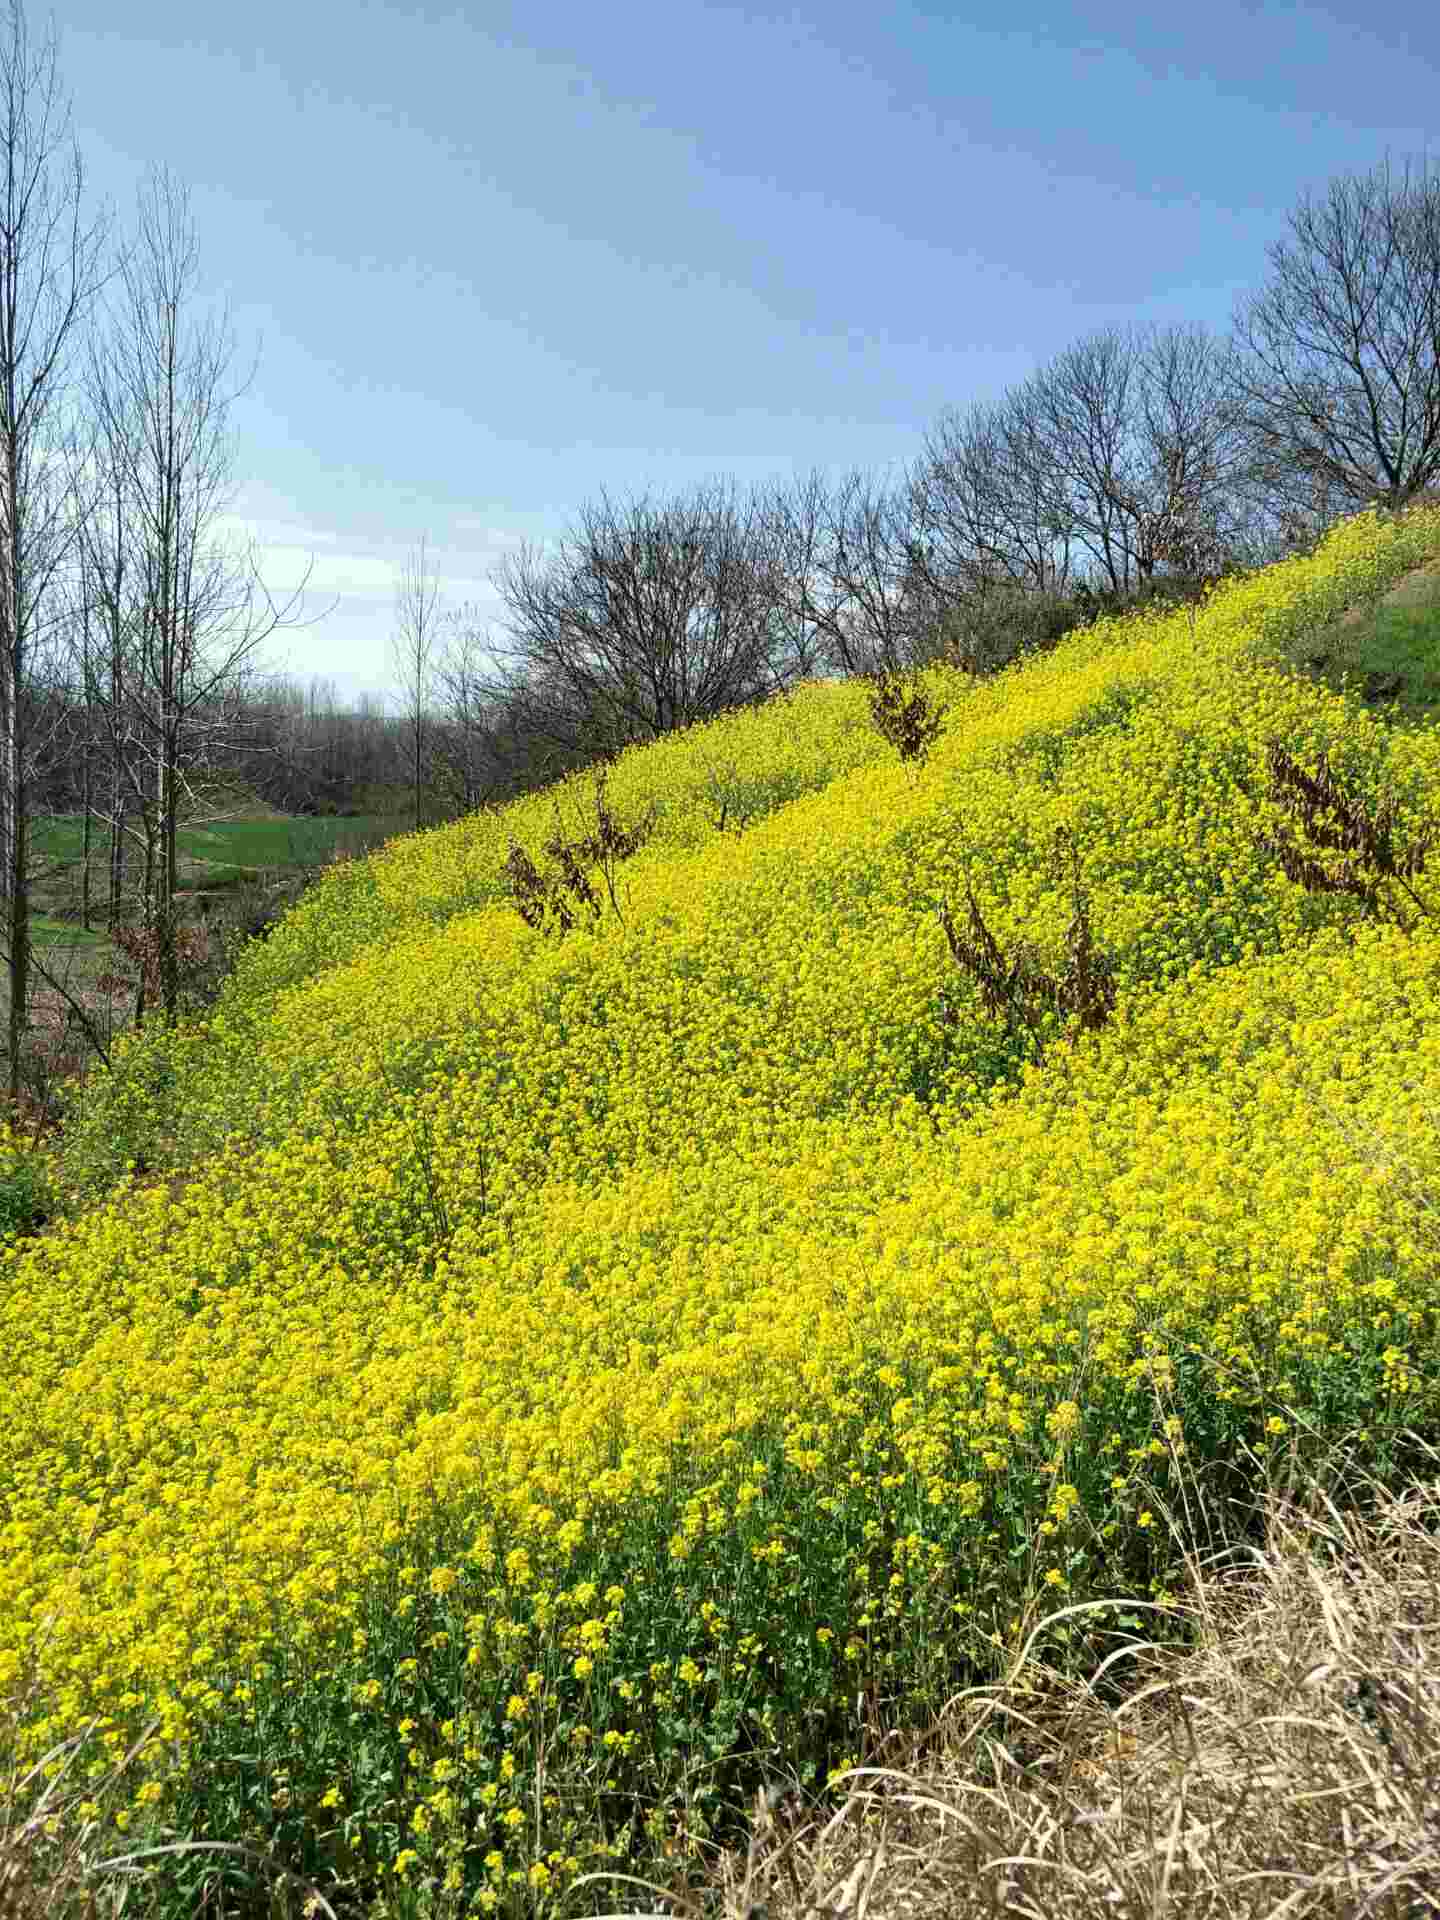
4 507 1440 1917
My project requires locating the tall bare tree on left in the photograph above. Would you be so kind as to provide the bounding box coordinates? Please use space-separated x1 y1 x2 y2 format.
0 1 107 1100
82 165 316 1027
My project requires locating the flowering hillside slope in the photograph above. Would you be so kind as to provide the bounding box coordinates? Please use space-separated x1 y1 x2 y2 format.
4 508 1440 1916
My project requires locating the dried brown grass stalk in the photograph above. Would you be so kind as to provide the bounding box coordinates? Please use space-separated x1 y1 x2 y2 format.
679 1461 1440 1919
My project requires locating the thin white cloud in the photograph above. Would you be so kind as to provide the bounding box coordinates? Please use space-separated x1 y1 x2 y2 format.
449 516 528 547
214 504 521 696
221 527 511 607
230 515 342 549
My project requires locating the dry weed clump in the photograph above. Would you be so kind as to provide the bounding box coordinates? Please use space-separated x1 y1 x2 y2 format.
1257 741 1436 933
684 1464 1440 1920
937 826 1118 1069
865 668 947 765
504 764 657 935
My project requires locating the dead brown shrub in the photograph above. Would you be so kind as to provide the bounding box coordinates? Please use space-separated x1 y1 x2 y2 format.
937 827 1118 1069
867 668 948 765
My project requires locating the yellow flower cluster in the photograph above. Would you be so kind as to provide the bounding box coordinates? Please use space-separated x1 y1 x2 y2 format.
2 506 1438 1904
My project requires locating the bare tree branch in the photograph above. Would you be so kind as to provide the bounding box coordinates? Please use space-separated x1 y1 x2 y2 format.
391 533 440 830
1230 155 1440 512
488 475 785 754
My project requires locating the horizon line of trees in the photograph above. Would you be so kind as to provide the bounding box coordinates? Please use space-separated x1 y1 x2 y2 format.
364 149 1440 809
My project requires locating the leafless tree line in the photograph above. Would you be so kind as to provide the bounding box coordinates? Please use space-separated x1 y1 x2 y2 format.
428 156 1440 755
251 148 1440 835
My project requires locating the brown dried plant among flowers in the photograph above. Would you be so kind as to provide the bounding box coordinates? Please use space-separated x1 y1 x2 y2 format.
866 666 948 765
503 763 658 937
937 827 1118 1069
98 923 211 1011
1257 739 1436 933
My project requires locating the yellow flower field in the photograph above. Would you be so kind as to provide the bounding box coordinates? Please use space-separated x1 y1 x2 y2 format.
4 506 1440 1915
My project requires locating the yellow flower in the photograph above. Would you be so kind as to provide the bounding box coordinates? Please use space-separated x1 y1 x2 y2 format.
1046 1400 1081 1440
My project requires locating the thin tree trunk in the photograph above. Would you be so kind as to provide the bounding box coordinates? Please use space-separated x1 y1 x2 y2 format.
107 612 124 930
2 436 28 1103
80 726 91 931
1 681 26 1102
161 697 178 1022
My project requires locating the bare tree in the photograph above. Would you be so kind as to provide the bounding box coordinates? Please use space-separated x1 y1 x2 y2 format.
1012 327 1202 597
755 465 921 677
1230 156 1440 513
391 533 440 830
71 342 141 936
1124 326 1263 580
899 325 1268 674
901 392 1076 670
907 392 1073 605
954 325 1258 601
0 0 106 1098
489 475 784 755
84 165 314 1025
432 616 508 813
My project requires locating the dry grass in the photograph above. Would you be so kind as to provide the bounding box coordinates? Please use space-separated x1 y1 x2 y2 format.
647 1460 1440 1920
15 1483 1436 1920
0 1698 340 1920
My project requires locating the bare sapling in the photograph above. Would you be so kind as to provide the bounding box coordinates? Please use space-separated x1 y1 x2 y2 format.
503 764 656 937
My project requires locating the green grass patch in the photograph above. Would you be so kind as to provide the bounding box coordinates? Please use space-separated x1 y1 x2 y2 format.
1358 602 1440 718
175 814 401 870
28 915 110 950
1289 557 1440 723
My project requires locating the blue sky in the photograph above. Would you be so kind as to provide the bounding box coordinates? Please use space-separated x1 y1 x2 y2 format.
55 0 1439 701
